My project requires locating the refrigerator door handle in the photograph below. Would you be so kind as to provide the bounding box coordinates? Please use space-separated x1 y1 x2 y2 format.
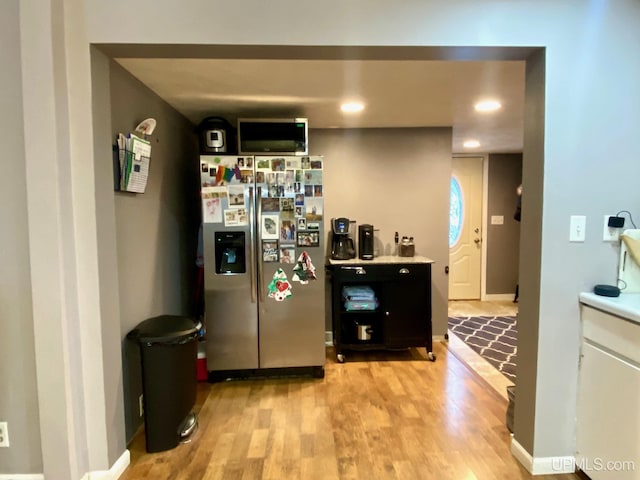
249 186 257 303
257 186 265 302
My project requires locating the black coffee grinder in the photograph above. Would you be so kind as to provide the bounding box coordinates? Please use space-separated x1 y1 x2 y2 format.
358 224 374 260
331 217 356 260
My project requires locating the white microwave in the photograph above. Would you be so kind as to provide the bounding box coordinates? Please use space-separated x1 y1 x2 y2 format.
237 118 308 156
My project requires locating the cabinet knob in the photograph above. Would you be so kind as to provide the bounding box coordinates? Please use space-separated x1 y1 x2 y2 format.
399 268 410 274
385 311 390 316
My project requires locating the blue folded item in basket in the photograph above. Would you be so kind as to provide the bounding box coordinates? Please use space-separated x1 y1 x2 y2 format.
344 298 379 311
342 285 376 301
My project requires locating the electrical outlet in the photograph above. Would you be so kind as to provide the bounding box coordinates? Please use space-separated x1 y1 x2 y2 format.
603 215 620 242
0 421 9 447
139 394 144 417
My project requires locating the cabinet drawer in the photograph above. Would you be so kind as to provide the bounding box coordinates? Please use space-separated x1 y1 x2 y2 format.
333 263 429 282
582 305 640 365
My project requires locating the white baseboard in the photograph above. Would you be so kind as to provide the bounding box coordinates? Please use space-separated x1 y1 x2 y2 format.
510 436 575 475
83 450 130 480
483 293 516 302
0 475 45 480
1 451 129 480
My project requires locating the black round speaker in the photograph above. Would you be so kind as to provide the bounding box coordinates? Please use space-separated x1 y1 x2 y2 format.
593 284 620 297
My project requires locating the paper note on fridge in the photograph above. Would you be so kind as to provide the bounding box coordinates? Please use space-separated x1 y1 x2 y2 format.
202 197 222 223
224 208 248 227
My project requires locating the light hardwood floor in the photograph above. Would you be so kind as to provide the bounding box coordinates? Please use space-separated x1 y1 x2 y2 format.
121 341 577 480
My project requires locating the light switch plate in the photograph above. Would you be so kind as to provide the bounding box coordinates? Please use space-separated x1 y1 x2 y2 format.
491 215 504 225
570 215 586 242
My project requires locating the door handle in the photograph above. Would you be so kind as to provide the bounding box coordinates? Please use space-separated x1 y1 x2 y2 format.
257 186 264 302
474 238 481 244
249 186 256 303
342 266 366 275
474 228 480 234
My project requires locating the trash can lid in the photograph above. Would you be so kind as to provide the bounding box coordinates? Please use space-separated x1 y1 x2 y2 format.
128 315 198 344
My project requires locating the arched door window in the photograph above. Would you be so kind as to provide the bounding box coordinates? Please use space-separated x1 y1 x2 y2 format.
449 176 463 248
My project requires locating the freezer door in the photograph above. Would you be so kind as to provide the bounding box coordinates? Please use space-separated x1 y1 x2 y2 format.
202 156 259 371
256 156 326 368
258 252 326 368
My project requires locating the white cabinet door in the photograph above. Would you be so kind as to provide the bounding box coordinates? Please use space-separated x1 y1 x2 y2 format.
576 342 640 480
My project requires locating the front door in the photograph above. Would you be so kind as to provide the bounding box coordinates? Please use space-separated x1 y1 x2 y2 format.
449 156 483 300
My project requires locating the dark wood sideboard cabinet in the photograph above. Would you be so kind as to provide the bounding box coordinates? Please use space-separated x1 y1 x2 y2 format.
328 259 435 363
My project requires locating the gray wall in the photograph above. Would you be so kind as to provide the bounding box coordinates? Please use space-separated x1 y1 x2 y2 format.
516 48 545 455
0 0 43 474
311 128 451 336
108 61 201 442
486 153 522 295
91 47 127 466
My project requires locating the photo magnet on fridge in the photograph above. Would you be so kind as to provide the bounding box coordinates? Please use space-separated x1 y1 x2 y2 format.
262 240 279 262
279 246 295 264
261 197 280 212
261 214 280 240
297 231 319 247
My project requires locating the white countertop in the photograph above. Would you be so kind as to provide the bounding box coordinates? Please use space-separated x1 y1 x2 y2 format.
579 292 640 325
328 255 435 265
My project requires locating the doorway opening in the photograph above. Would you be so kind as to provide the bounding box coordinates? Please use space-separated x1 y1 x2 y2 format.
447 154 522 398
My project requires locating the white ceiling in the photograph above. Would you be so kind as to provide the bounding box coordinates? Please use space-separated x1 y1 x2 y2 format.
115 57 526 154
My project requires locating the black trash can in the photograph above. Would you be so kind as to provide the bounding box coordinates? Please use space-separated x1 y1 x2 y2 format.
506 385 516 433
127 315 199 453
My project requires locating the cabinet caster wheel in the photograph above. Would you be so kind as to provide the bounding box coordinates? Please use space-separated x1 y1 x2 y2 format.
336 353 345 363
428 352 436 362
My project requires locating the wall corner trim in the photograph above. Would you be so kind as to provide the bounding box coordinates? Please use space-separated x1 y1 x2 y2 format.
511 436 575 475
82 449 130 480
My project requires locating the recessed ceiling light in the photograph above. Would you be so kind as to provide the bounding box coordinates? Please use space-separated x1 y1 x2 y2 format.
340 101 365 113
474 100 502 112
463 140 481 148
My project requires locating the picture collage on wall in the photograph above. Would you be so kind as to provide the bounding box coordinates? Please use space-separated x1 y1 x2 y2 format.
200 155 323 264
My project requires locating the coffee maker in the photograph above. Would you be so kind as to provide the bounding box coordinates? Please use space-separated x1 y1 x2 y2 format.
331 217 356 260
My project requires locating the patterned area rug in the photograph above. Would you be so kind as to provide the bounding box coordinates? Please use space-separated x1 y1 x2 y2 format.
448 316 517 381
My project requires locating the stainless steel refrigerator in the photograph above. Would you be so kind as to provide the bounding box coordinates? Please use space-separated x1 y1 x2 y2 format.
199 154 325 379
